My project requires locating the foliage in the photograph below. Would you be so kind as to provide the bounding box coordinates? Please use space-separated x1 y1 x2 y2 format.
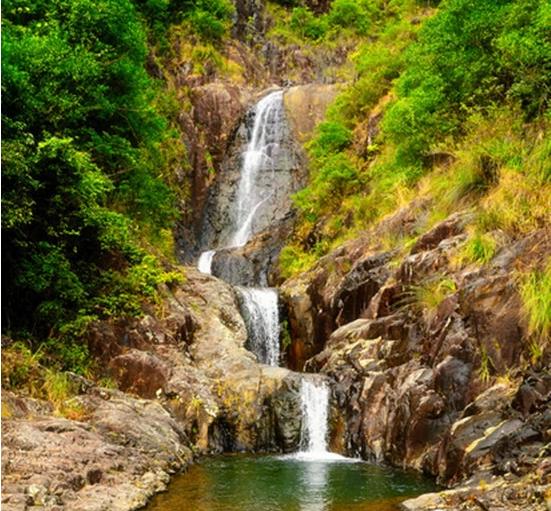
278 245 318 280
284 0 549 275
282 0 393 41
1 341 43 389
1 0 189 372
479 346 492 383
289 7 328 41
1 341 85 417
383 0 550 164
133 0 234 44
187 0 234 41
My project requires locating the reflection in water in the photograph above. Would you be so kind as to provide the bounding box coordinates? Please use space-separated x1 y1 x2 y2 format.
146 455 436 511
300 461 328 511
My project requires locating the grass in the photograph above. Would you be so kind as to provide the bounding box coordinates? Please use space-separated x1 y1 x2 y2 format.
456 231 497 266
479 346 492 383
519 261 551 343
411 277 457 314
278 245 318 280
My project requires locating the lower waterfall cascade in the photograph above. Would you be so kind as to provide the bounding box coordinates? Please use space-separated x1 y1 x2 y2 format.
288 378 355 462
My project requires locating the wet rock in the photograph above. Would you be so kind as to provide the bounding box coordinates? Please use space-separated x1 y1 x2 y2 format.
211 216 295 286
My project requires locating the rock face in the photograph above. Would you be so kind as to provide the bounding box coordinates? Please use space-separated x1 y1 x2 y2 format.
175 82 251 261
197 84 338 286
2 390 192 511
1 269 304 510
284 84 339 144
282 208 551 506
171 6 347 264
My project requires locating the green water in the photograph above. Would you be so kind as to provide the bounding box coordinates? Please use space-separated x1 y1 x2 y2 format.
147 454 436 511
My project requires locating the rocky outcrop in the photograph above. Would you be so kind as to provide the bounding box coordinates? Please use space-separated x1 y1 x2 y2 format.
2 389 192 511
1 268 305 510
282 207 551 506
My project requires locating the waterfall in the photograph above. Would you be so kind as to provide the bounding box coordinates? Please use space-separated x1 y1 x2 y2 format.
198 250 216 274
236 287 280 366
230 90 284 248
290 378 354 462
300 379 330 454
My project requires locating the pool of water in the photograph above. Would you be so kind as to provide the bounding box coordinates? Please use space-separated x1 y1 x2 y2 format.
146 454 436 511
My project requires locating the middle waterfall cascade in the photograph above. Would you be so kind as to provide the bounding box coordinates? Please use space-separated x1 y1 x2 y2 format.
236 287 280 366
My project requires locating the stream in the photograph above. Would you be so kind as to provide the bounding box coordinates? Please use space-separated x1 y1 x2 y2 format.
170 89 437 510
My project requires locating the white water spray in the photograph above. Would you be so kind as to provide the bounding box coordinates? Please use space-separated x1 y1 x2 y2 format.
301 379 330 454
289 378 355 462
198 250 216 275
236 287 280 366
230 90 284 248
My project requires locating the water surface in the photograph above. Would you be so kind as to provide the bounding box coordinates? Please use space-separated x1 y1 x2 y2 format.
147 454 436 511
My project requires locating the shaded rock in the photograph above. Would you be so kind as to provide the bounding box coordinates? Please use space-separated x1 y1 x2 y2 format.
109 350 170 399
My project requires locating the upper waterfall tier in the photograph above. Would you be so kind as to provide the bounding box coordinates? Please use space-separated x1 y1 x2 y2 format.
231 90 285 248
198 89 304 260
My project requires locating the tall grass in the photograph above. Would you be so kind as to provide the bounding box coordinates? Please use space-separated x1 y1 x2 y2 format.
519 261 551 342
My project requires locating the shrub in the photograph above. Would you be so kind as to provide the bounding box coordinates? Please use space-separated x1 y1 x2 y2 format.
308 121 353 159
290 7 328 41
327 0 375 35
188 0 234 41
279 245 317 279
